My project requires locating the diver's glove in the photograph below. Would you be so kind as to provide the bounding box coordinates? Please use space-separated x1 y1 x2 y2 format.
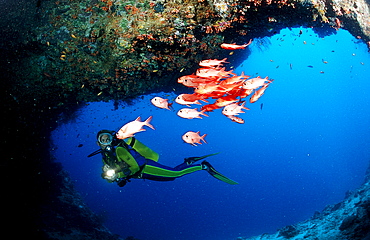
117 177 131 187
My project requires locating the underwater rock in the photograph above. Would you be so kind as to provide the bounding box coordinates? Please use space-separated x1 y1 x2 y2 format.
339 215 358 231
40 169 123 240
239 162 370 240
277 225 299 238
2 0 370 103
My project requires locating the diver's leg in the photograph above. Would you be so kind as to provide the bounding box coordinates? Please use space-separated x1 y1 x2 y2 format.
141 160 202 181
173 162 192 170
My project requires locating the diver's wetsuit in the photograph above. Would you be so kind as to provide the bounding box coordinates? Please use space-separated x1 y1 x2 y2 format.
100 136 238 185
132 150 202 181
102 137 202 183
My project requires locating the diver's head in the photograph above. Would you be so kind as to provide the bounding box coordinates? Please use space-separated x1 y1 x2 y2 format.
97 130 114 150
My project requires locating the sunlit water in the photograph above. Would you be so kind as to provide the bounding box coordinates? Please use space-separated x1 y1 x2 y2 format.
52 27 370 240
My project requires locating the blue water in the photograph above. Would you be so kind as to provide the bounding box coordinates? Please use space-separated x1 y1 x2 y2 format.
51 27 370 240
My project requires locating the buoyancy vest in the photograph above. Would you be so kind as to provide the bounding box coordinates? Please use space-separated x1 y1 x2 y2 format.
101 137 159 180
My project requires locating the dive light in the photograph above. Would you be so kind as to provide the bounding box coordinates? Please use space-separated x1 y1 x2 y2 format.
103 164 117 181
106 169 115 178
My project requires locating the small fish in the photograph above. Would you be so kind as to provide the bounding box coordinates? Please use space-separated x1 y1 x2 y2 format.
182 131 207 146
151 97 173 110
307 65 314 68
242 76 271 90
200 103 222 112
250 84 270 103
220 39 252 50
78 144 83 148
199 58 228 68
227 115 244 124
334 17 341 30
290 63 293 70
175 94 202 106
260 103 263 110
116 116 155 139
177 108 208 119
222 102 249 116
196 67 234 78
215 94 240 107
220 72 249 85
238 88 254 98
194 83 226 94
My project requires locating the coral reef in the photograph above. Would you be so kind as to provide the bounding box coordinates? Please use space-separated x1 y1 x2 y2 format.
3 0 370 104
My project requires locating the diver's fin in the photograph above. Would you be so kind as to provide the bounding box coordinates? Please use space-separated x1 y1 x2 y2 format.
202 161 239 185
184 152 220 165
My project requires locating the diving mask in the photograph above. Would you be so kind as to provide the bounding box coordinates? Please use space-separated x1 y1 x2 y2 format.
98 132 113 146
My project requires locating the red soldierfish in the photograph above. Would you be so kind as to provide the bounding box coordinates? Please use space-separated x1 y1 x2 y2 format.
238 88 254 98
199 58 228 68
220 39 252 50
116 116 155 139
201 103 222 112
214 94 240 107
175 94 203 107
177 108 209 119
181 93 208 103
242 76 272 90
151 97 173 110
217 81 243 92
250 84 269 103
182 131 207 146
180 76 215 87
178 74 199 83
227 115 245 124
220 72 249 85
194 83 226 94
222 102 249 116
195 67 229 78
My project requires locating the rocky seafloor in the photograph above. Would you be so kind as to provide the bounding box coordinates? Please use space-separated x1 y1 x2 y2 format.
2 0 370 239
239 164 370 240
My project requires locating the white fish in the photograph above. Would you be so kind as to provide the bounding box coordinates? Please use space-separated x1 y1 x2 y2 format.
177 108 209 119
242 76 271 90
182 131 207 146
222 102 249 116
151 97 173 110
116 116 155 139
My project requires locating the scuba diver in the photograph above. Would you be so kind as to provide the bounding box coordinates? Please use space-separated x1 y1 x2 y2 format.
88 130 238 187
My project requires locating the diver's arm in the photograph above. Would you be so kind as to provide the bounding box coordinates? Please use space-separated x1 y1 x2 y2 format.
116 147 140 175
125 137 159 161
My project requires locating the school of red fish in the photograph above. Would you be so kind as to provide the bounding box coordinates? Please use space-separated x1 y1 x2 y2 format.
119 41 274 146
